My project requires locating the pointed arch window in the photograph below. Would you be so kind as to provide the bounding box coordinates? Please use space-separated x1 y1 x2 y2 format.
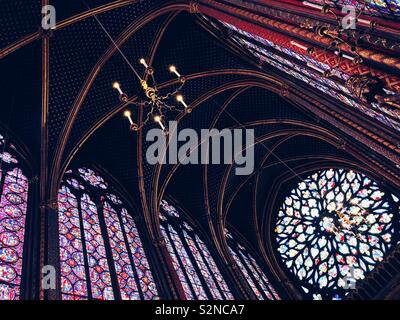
0 134 30 300
58 167 159 300
225 229 281 300
159 200 234 300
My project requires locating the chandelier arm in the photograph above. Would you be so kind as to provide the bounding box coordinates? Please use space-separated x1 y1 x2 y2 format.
176 80 186 91
163 101 184 112
147 105 157 120
328 9 339 23
143 100 153 108
135 104 154 129
142 111 153 127
160 81 186 100
356 6 366 20
160 92 174 100
125 100 142 107
164 105 177 111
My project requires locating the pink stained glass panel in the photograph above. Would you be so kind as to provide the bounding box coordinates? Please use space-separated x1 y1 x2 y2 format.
248 255 281 300
184 231 222 300
121 208 159 300
166 225 208 300
184 230 231 300
58 186 88 299
238 250 275 300
80 194 114 300
161 224 194 299
229 247 263 300
195 235 234 300
0 168 28 300
103 202 140 300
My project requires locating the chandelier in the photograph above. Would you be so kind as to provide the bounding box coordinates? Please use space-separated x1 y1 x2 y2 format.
300 1 375 66
295 2 400 109
112 58 191 135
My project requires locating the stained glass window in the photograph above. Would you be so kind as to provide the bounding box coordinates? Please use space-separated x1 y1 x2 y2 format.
0 133 29 300
225 229 281 300
58 167 159 300
274 168 399 299
159 200 234 300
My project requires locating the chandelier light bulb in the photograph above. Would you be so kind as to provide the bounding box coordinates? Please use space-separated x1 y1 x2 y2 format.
306 63 324 74
290 40 309 52
113 82 123 95
123 109 131 118
302 1 323 10
342 54 355 61
176 94 188 109
169 65 181 78
140 58 149 68
358 18 375 29
153 115 166 131
123 110 133 125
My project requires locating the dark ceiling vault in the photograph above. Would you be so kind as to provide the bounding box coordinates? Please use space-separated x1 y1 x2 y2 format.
0 0 399 300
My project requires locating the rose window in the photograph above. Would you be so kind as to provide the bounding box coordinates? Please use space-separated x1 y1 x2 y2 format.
274 169 399 299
